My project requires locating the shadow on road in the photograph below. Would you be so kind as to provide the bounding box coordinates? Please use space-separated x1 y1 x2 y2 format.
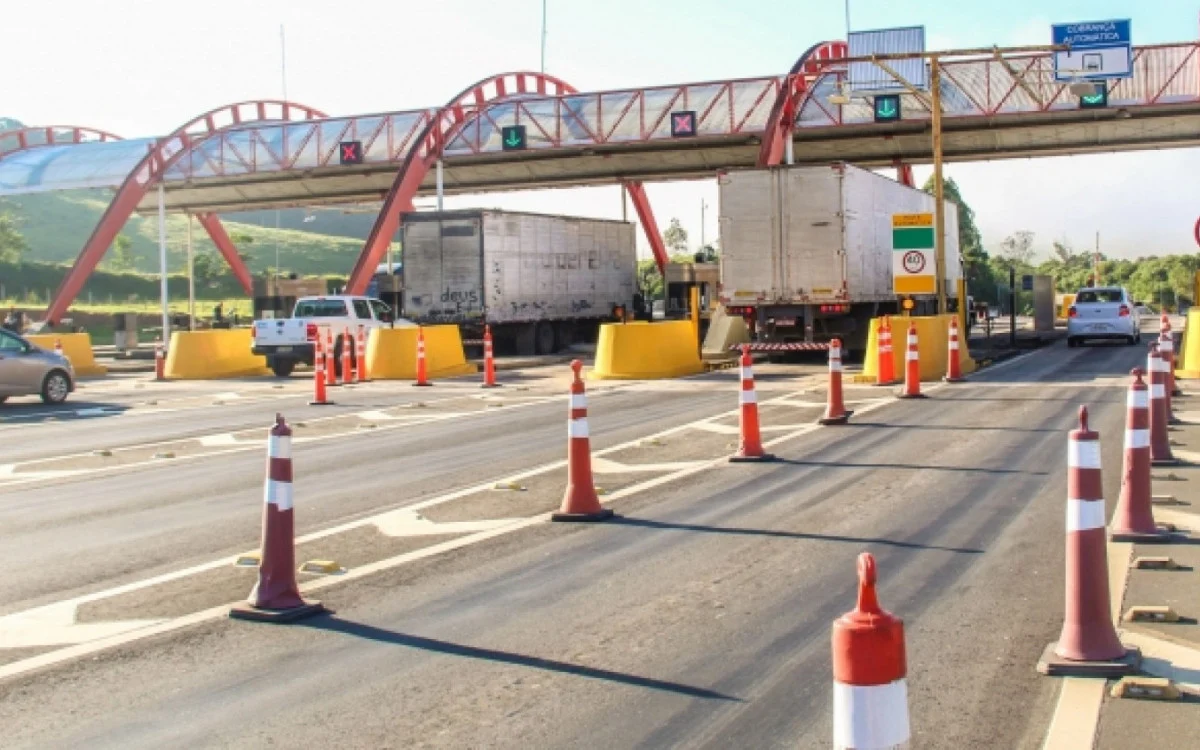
0 400 130 423
302 615 742 702
771 457 1046 477
610 517 983 555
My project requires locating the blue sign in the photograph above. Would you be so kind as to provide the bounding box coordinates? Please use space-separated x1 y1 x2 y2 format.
1051 20 1132 81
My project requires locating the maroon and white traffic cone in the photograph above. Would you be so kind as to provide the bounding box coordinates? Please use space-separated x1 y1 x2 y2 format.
1159 332 1179 423
832 553 910 750
1111 369 1166 542
819 338 852 425
1038 406 1140 676
1148 344 1178 466
1161 318 1182 396
229 414 324 622
552 360 614 522
154 338 166 381
730 344 775 462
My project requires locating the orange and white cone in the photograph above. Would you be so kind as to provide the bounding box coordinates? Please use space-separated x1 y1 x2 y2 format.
819 338 852 425
229 414 324 622
154 338 166 381
53 337 63 357
1111 369 1165 542
1148 344 1177 466
309 339 333 406
413 326 432 387
340 327 353 386
897 322 925 399
1159 332 1178 422
875 317 895 386
1161 319 1182 396
1038 406 1140 676
730 344 775 462
832 553 910 750
552 359 614 522
324 329 336 388
943 317 965 383
356 325 369 382
481 324 500 388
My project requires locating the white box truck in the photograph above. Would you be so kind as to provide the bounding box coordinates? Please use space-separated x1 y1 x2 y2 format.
718 162 963 353
400 209 636 355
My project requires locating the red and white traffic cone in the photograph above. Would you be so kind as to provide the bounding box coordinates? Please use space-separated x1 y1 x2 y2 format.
309 339 333 406
53 337 63 357
832 553 910 750
413 326 432 387
1111 369 1165 542
154 338 166 381
730 344 775 462
943 316 965 383
340 327 353 386
897 322 924 399
875 317 895 386
356 325 369 382
1038 406 1140 676
1159 332 1178 422
229 414 324 622
1148 344 1177 465
481 324 500 388
819 338 851 425
324 329 336 388
552 359 614 522
1161 318 1182 397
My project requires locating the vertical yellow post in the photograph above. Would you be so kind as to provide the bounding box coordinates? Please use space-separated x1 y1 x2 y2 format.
931 55 947 316
689 285 701 352
957 278 968 364
1193 270 1199 310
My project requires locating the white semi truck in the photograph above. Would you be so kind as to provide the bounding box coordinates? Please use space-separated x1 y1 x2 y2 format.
718 162 963 354
400 209 636 355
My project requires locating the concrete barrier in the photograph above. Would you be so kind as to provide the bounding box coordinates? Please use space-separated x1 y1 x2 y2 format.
27 333 107 377
1175 308 1200 379
589 321 704 380
860 314 977 383
1058 294 1076 321
164 329 271 379
366 325 476 380
701 306 750 361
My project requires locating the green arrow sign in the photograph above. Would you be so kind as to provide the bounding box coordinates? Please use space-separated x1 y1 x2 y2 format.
1080 85 1108 109
874 95 901 123
501 125 526 150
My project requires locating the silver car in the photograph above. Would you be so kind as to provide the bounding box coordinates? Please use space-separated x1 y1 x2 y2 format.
0 329 75 404
1066 287 1141 347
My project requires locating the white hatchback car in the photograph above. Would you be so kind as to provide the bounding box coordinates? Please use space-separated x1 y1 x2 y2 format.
1066 287 1141 347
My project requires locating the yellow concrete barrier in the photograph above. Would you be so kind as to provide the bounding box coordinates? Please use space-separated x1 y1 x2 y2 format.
27 333 107 377
701 306 750 360
859 314 976 383
590 321 704 380
1058 294 1076 321
164 329 271 379
366 325 476 380
1175 308 1200 379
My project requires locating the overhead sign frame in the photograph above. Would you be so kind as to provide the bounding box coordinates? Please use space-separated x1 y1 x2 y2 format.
848 26 929 96
1052 19 1133 82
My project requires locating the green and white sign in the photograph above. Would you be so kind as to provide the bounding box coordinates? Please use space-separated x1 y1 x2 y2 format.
892 213 936 295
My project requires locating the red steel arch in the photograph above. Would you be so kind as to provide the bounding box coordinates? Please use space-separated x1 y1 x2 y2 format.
757 41 847 167
44 100 327 324
346 72 671 294
0 126 124 159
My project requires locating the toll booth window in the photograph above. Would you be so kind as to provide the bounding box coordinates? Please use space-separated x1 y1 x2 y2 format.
294 300 349 317
352 300 372 319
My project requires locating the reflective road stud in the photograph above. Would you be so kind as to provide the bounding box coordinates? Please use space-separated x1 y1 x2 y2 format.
229 414 324 622
730 344 775 462
897 322 925 399
551 360 613 522
481 324 500 388
819 338 852 425
413 326 432 387
832 553 910 750
1148 344 1177 466
1038 406 1141 676
1111 369 1165 542
943 316 965 383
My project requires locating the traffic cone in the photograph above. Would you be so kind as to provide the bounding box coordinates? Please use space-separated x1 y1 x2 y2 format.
1111 369 1165 542
897 322 925 399
413 326 432 387
229 414 324 622
943 316 965 383
819 338 852 425
154 338 166 381
53 337 63 357
1161 319 1182 396
356 325 369 382
340 327 353 386
309 339 333 406
1038 406 1140 676
1159 333 1178 421
1148 344 1177 465
481 324 500 388
551 359 614 522
875 317 895 386
324 329 336 388
831 552 910 750
730 344 775 462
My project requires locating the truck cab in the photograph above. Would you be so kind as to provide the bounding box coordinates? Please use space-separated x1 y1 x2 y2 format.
251 295 410 377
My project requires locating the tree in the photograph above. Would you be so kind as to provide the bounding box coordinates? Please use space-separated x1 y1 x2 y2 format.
192 251 220 287
922 175 995 302
662 218 688 255
637 259 663 299
0 209 28 263
999 231 1036 267
109 233 135 271
230 232 255 267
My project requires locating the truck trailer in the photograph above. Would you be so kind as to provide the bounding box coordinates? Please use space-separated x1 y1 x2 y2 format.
718 162 963 354
400 209 636 355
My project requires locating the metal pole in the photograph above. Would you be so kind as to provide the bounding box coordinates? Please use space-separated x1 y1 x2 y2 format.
1008 266 1017 348
280 25 287 102
436 159 444 212
157 182 170 344
1094 231 1100 286
540 0 547 73
700 200 706 248
187 214 195 331
930 55 947 314
785 133 794 165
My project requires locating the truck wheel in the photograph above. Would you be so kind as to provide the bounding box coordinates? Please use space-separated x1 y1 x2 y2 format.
514 324 537 356
555 322 575 350
271 360 296 378
535 322 556 355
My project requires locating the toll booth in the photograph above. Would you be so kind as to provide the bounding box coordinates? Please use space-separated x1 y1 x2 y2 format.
252 275 328 319
664 262 719 320
369 273 404 317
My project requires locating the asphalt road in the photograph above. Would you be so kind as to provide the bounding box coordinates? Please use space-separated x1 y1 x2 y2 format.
0 337 1152 748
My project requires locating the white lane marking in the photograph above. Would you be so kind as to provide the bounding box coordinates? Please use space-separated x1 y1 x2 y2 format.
0 602 165 649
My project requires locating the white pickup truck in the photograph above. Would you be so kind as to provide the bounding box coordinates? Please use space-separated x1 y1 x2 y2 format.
251 295 410 377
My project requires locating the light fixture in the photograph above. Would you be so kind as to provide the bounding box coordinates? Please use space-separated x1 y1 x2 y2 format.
1068 80 1098 97
828 80 851 106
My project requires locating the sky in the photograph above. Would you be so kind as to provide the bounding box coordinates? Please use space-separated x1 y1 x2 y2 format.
5 0 1200 262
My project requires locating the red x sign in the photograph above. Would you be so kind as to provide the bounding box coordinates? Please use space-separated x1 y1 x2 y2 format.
670 111 697 137
339 141 363 165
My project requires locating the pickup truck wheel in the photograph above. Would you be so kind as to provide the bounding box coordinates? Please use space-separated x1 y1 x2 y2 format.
535 322 556 355
270 360 296 378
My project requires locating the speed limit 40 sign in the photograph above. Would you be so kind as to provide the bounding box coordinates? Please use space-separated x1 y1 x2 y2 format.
892 213 936 295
